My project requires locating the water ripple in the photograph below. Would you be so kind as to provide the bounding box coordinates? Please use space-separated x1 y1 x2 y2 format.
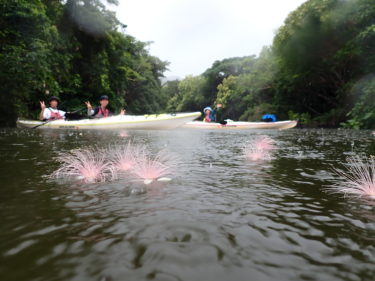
0 128 374 281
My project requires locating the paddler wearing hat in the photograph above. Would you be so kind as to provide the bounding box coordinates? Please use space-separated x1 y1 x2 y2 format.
39 96 66 121
85 95 125 118
203 104 222 122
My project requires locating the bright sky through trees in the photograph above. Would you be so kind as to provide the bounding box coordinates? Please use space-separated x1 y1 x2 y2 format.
114 0 306 78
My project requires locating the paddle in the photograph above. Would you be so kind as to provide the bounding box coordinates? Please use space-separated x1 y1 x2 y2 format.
64 108 86 120
215 104 225 124
70 107 86 114
32 108 86 129
31 119 54 129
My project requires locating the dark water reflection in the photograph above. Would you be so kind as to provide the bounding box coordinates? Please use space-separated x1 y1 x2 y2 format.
0 128 374 281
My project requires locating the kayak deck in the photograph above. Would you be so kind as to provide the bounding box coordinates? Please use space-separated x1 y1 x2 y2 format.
183 120 298 130
17 112 201 130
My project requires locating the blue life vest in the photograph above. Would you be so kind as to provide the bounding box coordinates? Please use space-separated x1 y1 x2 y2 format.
261 114 277 122
203 106 217 122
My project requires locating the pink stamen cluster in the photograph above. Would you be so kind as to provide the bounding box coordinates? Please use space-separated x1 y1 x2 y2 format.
131 149 175 181
51 142 176 184
329 155 375 199
51 148 116 183
244 136 276 161
111 142 140 172
254 136 276 151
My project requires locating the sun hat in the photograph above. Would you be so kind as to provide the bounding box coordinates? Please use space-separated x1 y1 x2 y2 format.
203 106 212 113
48 96 60 103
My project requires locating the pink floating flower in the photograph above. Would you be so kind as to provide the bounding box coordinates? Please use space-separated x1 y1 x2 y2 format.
131 149 177 184
244 136 275 161
329 155 375 199
118 131 129 138
111 142 141 172
254 136 276 151
244 148 271 161
51 148 116 183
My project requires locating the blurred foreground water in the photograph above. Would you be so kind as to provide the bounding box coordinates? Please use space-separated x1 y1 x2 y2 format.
0 128 374 281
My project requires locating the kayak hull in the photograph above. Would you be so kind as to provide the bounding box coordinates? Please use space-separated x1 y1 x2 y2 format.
183 120 298 130
17 112 201 130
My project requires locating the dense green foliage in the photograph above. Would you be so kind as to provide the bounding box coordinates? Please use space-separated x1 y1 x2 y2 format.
163 0 374 128
0 0 168 126
273 0 375 127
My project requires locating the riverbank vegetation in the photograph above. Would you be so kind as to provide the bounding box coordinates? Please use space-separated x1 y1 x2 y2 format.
0 0 168 126
163 0 375 129
0 0 374 128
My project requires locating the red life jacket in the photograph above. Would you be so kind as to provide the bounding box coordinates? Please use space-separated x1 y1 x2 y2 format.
48 108 63 120
204 115 211 122
96 107 109 117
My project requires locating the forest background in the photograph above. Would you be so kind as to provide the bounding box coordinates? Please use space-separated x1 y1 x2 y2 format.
0 0 374 128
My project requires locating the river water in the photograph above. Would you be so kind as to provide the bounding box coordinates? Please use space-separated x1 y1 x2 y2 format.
0 128 374 281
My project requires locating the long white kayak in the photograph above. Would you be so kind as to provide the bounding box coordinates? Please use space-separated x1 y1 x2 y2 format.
183 120 298 130
17 112 201 130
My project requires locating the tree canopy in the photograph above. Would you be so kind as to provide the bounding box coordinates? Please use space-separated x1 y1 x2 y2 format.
0 0 168 126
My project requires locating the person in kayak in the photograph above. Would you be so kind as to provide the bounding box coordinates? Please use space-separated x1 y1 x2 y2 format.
203 104 222 122
39 96 66 121
85 95 125 118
